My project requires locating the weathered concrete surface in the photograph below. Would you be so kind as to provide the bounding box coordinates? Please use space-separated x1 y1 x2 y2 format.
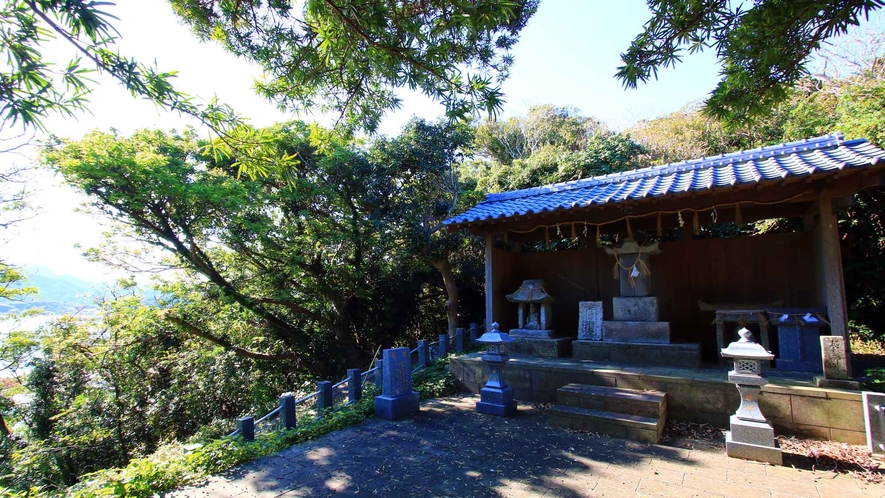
612 297 660 322
449 355 867 444
602 321 671 344
572 339 701 368
167 394 882 498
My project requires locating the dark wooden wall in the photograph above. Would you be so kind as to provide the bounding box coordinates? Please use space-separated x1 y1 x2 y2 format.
491 231 816 360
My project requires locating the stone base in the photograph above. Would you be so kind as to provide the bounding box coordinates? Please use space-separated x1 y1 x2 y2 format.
476 386 517 417
572 340 700 368
726 431 783 465
612 297 659 322
509 328 560 339
374 392 420 420
602 321 671 344
510 337 573 358
814 376 860 390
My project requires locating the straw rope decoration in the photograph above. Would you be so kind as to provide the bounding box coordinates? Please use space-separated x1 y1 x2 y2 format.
611 244 651 288
497 192 810 252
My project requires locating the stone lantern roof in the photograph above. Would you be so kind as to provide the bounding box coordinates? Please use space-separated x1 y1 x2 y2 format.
721 328 775 361
506 279 554 303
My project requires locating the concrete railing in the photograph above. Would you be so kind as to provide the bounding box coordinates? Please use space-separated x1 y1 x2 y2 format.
230 322 483 441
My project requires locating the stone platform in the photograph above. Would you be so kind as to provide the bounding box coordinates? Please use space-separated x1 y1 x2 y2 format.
572 339 700 368
448 354 866 444
509 336 573 358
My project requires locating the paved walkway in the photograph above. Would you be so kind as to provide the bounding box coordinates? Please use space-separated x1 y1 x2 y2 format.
168 394 882 497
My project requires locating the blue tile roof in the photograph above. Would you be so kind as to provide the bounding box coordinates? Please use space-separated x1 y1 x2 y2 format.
443 134 885 227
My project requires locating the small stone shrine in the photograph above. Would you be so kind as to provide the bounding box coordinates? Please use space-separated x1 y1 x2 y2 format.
374 347 420 420
573 238 701 367
505 279 572 358
721 328 782 465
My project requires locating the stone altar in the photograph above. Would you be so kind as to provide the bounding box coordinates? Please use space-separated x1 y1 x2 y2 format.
573 238 701 367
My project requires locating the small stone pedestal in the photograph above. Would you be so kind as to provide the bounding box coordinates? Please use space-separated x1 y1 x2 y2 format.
721 328 782 465
374 347 419 420
476 323 517 417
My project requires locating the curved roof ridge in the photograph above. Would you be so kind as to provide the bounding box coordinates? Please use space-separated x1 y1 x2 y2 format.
485 133 847 203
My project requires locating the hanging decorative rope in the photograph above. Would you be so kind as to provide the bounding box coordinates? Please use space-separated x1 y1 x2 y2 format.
571 222 576 239
692 211 700 235
611 245 651 288
711 206 718 224
595 224 601 247
626 217 634 239
504 231 509 243
556 224 562 237
496 192 808 244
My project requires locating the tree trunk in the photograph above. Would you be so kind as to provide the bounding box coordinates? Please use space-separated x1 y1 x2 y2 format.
430 258 459 336
0 411 9 437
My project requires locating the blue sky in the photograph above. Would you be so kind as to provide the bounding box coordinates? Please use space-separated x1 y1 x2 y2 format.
0 0 874 282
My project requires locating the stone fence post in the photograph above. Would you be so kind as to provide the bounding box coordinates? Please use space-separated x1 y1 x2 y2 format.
456 328 464 352
375 359 383 387
317 380 333 417
469 323 479 344
418 339 430 368
439 334 448 357
348 368 362 403
237 416 255 441
280 394 296 429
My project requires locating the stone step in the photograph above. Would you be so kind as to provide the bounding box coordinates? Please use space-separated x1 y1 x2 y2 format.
555 383 666 419
548 405 664 443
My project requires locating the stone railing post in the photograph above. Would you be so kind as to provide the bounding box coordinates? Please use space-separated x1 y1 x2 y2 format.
456 328 464 352
237 416 255 441
469 323 479 344
439 334 448 357
375 360 383 387
348 368 362 403
418 339 430 367
317 380 333 417
280 394 296 429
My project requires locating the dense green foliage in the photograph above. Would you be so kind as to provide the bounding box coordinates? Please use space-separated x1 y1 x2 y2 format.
170 0 538 131
618 0 885 125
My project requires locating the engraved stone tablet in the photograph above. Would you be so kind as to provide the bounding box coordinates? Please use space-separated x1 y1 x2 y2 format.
578 301 603 341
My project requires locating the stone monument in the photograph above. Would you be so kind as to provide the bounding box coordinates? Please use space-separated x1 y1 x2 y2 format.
577 301 603 341
815 336 860 389
505 279 573 357
721 328 782 465
374 347 420 420
572 238 701 367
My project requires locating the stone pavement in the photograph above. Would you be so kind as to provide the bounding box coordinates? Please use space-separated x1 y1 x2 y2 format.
167 394 882 497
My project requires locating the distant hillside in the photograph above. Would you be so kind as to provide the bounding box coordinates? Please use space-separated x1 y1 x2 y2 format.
0 266 102 314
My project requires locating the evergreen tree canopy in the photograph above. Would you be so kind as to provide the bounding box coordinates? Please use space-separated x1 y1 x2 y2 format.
617 0 884 125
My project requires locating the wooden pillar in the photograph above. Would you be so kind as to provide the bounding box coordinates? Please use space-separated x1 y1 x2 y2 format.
816 191 854 381
485 233 494 329
817 192 849 338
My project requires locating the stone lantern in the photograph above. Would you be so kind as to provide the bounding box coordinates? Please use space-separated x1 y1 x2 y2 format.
475 322 517 417
720 328 782 465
